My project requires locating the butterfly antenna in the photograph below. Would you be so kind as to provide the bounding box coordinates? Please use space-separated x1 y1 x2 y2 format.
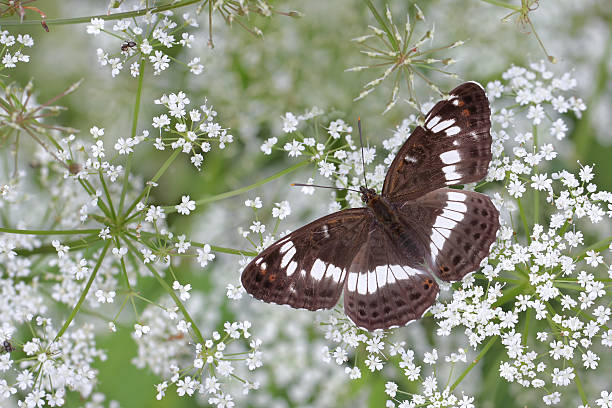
358 117 368 189
291 183 361 194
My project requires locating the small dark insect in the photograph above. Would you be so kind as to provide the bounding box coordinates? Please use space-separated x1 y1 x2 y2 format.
3 340 14 353
121 41 137 52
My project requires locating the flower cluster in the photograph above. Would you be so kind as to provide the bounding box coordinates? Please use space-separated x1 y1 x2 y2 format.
0 318 111 407
0 29 33 70
131 300 262 406
86 5 202 78
320 311 477 408
151 92 233 170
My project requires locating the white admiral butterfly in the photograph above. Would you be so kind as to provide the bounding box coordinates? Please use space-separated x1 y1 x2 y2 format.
242 82 499 331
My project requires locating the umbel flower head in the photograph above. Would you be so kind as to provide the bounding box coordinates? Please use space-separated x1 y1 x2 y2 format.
86 8 203 77
347 3 463 113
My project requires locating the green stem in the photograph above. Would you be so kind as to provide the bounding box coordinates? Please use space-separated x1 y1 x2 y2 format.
124 148 182 219
575 235 612 258
492 281 529 308
0 227 100 235
479 0 520 11
99 170 117 220
54 240 111 341
166 159 311 214
122 238 204 343
532 125 539 226
522 308 532 346
544 302 590 405
364 0 399 50
119 56 146 215
130 230 258 257
450 335 498 391
0 0 202 26
202 244 257 257
569 361 589 405
516 197 531 244
16 236 102 257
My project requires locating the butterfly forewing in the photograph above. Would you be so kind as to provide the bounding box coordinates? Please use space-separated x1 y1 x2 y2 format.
343 224 439 331
397 188 499 282
382 82 492 201
241 209 371 311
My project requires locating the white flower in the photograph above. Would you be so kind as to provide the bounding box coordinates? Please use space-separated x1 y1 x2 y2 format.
173 281 192 301
95 289 116 303
260 137 277 155
596 390 612 408
385 382 398 397
112 247 127 258
226 284 244 300
244 197 263 208
365 355 383 371
150 50 171 74
582 350 599 369
134 324 150 338
281 112 299 133
176 376 196 396
197 244 215 267
176 195 196 215
86 18 105 35
272 201 291 220
318 161 336 178
284 139 305 157
508 180 526 198
155 382 168 400
345 366 361 379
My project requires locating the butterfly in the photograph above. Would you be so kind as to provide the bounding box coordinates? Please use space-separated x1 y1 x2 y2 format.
241 82 500 331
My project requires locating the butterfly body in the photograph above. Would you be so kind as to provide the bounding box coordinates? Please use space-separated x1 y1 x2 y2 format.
242 82 499 331
362 187 427 265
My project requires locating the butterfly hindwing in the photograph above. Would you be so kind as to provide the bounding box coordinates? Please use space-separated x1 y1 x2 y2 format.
343 224 439 331
241 209 371 311
382 82 492 201
396 188 499 282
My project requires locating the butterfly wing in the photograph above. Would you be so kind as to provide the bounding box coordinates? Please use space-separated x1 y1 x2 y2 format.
241 208 371 311
382 82 492 201
343 222 439 331
396 188 499 282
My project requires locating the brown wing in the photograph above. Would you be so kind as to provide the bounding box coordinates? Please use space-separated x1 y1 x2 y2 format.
241 209 371 311
396 188 499 282
343 222 439 331
382 82 492 201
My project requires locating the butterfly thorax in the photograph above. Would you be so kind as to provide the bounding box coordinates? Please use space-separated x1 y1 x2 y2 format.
360 186 423 256
360 186 402 234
